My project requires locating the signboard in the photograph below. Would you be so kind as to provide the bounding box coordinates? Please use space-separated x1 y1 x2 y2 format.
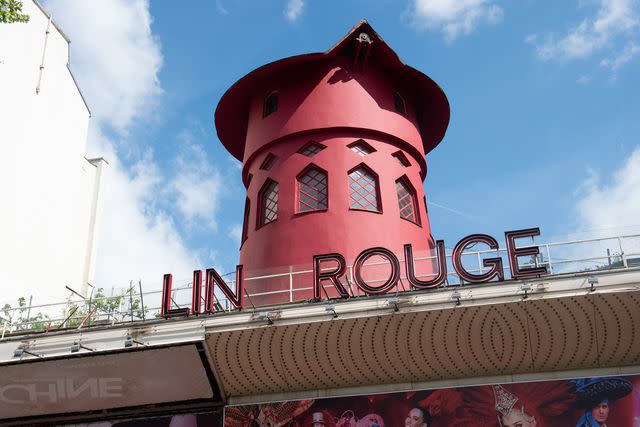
224 375 640 427
162 228 548 316
0 344 217 422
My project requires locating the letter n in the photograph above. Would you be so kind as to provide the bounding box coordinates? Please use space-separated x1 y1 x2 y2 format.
205 265 245 311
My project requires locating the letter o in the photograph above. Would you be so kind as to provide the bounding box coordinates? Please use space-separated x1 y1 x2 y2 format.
353 247 400 295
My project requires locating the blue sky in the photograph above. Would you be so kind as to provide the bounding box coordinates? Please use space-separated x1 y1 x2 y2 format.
43 0 640 290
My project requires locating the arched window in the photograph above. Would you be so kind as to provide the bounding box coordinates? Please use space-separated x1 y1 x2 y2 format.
241 198 250 245
297 165 328 212
396 176 420 225
258 179 278 227
348 165 380 212
263 91 278 117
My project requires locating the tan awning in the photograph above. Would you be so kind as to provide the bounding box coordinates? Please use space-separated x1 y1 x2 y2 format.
206 287 640 403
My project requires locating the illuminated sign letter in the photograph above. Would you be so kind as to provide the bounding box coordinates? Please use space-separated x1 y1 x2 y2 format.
205 265 245 311
404 241 447 289
161 274 190 318
505 228 548 279
353 247 400 295
191 270 202 315
452 234 504 283
313 253 348 301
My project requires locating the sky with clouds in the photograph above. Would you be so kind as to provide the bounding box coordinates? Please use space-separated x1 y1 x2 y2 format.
37 0 640 294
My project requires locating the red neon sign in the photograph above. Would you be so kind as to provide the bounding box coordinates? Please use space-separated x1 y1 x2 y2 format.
161 265 244 317
161 228 547 316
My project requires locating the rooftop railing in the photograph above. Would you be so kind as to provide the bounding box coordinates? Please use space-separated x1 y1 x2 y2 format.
2 233 639 339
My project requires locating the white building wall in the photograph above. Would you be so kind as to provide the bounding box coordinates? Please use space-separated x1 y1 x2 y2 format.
0 1 106 303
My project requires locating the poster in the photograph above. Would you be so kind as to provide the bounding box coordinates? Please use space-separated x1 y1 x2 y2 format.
224 375 640 427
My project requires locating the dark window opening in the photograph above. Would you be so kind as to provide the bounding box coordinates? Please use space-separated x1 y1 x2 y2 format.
241 198 250 245
259 153 278 171
393 92 406 116
263 92 278 117
392 151 411 167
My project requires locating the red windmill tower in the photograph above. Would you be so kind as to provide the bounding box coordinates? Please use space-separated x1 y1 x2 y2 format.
215 20 449 305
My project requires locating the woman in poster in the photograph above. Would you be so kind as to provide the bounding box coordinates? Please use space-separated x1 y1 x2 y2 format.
418 388 463 424
404 407 428 427
453 381 576 426
572 377 632 427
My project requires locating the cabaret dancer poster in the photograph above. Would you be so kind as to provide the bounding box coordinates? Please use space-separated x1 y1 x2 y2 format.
224 375 640 427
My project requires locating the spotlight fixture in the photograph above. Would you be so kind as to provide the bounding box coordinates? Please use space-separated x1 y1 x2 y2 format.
257 312 273 325
71 341 94 353
325 304 338 318
13 347 42 358
387 297 400 312
124 335 147 348
520 283 532 299
587 276 599 292
450 290 461 306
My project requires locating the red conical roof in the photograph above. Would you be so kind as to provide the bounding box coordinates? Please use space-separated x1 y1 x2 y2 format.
215 20 450 161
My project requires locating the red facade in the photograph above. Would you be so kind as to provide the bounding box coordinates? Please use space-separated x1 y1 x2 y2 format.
215 21 450 302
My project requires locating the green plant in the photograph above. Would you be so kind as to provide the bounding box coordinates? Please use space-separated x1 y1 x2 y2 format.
1 303 10 319
61 287 148 328
0 0 29 24
3 286 150 332
1 298 50 331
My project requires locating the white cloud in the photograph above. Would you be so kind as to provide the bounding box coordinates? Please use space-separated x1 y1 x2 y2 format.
576 74 591 84
575 147 640 236
91 128 201 290
560 148 640 272
228 224 242 247
600 42 640 73
168 143 222 231
40 1 209 293
527 0 639 70
284 0 304 22
43 0 163 133
409 0 503 41
216 0 229 15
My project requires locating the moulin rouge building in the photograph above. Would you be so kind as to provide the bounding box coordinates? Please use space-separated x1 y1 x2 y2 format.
0 20 639 427
215 20 448 287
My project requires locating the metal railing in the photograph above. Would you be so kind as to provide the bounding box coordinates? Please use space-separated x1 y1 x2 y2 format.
1 233 639 338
